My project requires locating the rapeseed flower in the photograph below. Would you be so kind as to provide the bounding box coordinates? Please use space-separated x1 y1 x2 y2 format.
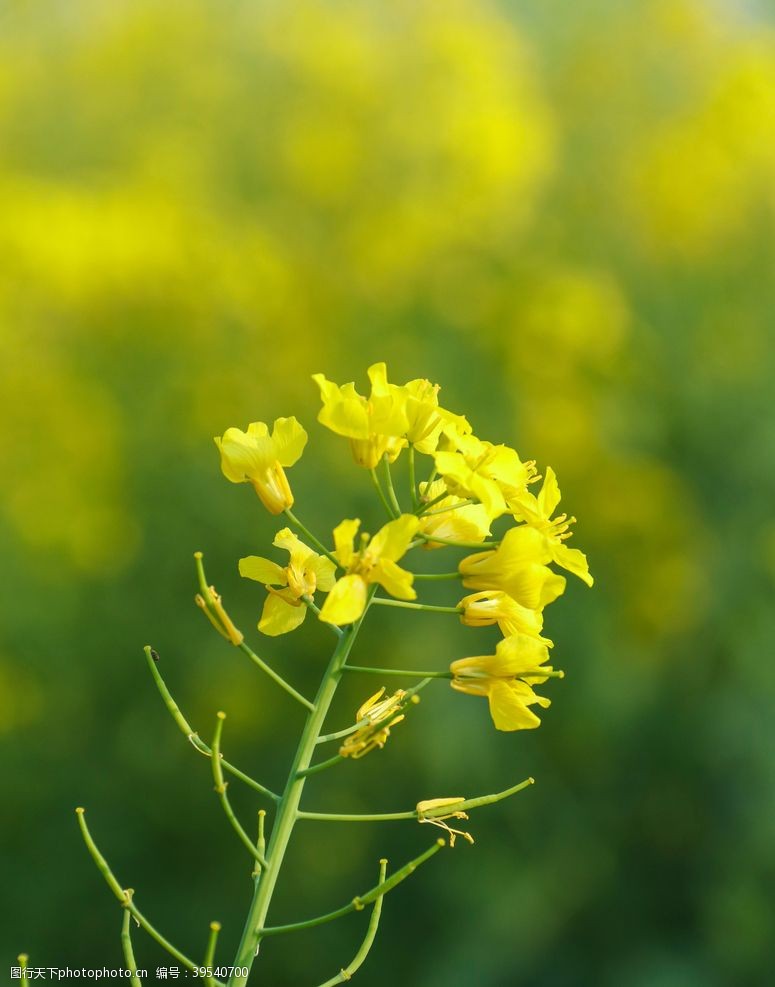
458 590 552 645
450 634 560 731
459 526 566 610
312 363 408 469
417 480 492 549
508 467 593 586
434 430 539 518
215 417 307 514
319 514 420 625
239 528 336 636
339 687 412 759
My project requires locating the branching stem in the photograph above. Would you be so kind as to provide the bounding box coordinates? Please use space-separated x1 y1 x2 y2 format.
143 647 280 802
228 594 375 985
260 841 444 938
382 455 402 516
284 508 340 570
315 859 387 987
372 597 461 615
343 664 452 679
211 713 269 871
369 467 396 518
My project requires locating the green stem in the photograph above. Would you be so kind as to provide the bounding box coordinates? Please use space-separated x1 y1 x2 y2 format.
372 597 461 615
17 955 30 987
260 840 444 938
143 647 280 802
408 446 419 509
75 810 224 984
316 859 388 987
203 922 222 987
369 467 396 518
414 490 447 515
297 775 535 823
238 641 314 711
211 713 269 870
416 533 499 549
411 571 462 581
316 719 370 745
382 455 402 516
121 894 142 987
228 601 373 985
343 665 452 679
296 752 345 778
421 498 476 517
284 508 341 570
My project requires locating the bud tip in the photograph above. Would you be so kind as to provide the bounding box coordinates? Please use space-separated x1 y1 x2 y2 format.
210 921 222 932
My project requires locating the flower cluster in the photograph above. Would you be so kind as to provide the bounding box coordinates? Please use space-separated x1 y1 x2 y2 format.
214 362 592 733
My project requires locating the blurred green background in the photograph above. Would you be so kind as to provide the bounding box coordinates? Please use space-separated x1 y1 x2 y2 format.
3 0 774 984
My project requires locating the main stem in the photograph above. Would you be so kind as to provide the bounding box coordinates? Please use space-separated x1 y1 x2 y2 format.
229 614 366 985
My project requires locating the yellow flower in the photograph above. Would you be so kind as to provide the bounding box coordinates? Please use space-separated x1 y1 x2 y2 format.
318 513 420 625
398 379 470 454
339 687 412 759
239 528 336 636
312 363 409 469
459 526 566 610
416 797 473 847
433 430 539 518
458 590 552 646
215 417 307 514
450 635 560 731
417 480 492 549
508 467 594 586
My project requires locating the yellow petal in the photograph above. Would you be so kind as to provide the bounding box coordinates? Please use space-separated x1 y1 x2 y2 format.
215 427 272 483
368 514 420 562
319 574 368 625
313 374 370 439
537 466 562 517
259 593 307 636
492 634 550 676
372 558 416 600
239 555 286 585
271 416 308 467
487 680 543 731
312 554 337 592
554 543 594 586
333 518 360 568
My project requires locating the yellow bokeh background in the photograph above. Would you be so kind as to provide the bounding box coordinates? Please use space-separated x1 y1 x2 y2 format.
3 1 774 984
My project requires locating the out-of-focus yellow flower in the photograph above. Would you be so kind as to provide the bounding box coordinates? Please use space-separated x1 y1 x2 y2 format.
312 363 409 469
417 480 492 549
319 514 420 625
458 590 552 645
416 797 473 847
508 467 593 586
459 526 566 610
215 417 307 514
434 431 538 518
339 687 411 758
450 634 559 731
239 528 336 636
